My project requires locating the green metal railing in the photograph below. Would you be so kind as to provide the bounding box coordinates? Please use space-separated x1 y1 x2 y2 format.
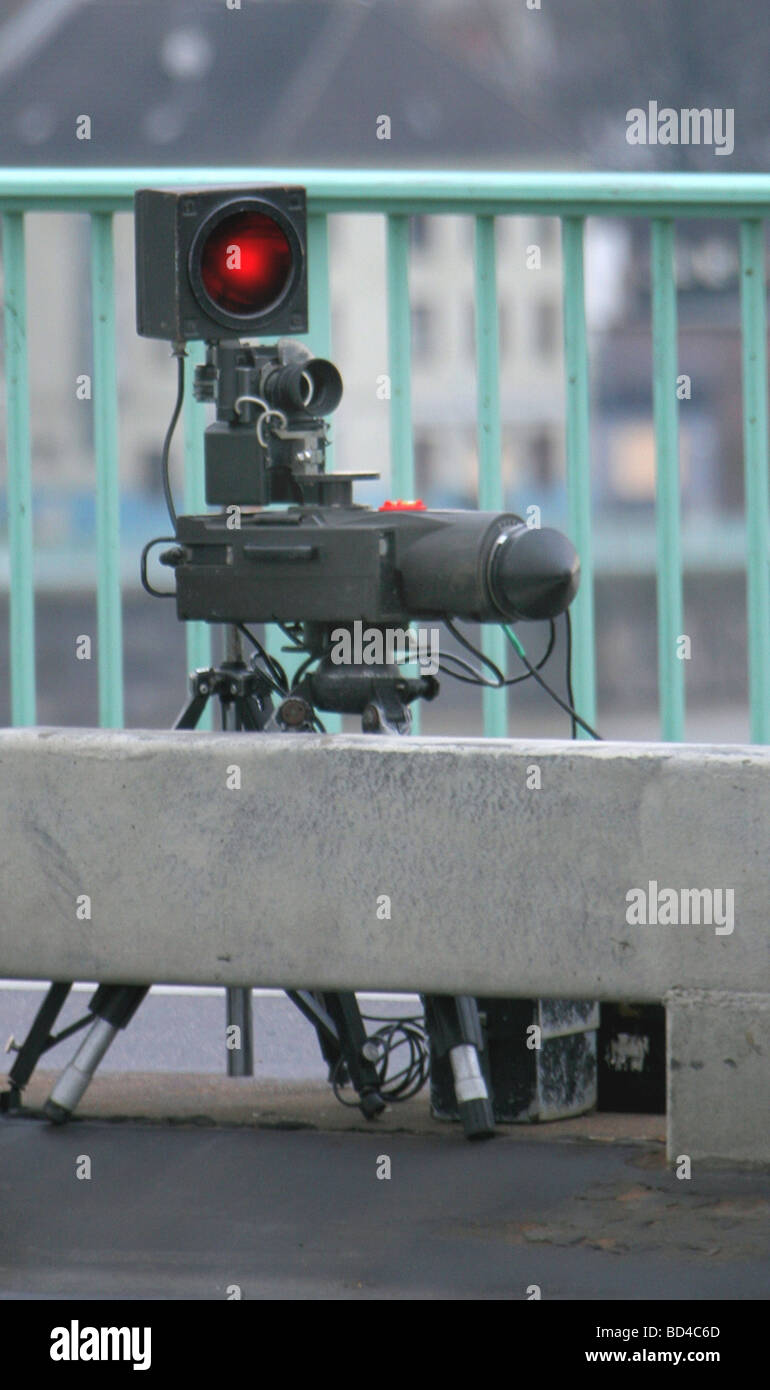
1 171 769 741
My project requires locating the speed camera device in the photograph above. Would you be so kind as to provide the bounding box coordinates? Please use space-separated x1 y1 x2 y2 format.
2 185 586 1147
134 183 580 635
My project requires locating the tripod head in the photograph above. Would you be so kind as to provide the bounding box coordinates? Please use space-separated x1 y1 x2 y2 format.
194 337 353 506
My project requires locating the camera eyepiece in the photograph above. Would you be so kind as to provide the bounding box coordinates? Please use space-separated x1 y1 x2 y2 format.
260 358 343 415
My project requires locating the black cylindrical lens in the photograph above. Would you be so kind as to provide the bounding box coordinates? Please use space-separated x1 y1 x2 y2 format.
392 511 580 621
489 524 580 620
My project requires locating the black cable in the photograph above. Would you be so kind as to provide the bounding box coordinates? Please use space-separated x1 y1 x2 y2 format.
236 625 331 730
508 619 556 685
503 624 602 740
360 1011 425 1024
438 651 500 686
444 616 506 685
160 350 185 528
331 1013 430 1107
290 651 318 688
235 623 289 697
371 1022 429 1100
289 633 336 693
241 623 289 693
439 618 556 689
277 620 306 652
565 609 577 738
331 1062 369 1107
522 661 601 739
236 623 333 728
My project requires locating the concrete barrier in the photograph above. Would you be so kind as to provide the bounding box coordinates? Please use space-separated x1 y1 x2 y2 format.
0 727 766 996
666 988 770 1166
1 727 767 1162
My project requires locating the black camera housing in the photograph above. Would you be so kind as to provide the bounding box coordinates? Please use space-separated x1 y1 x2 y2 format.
135 186 308 342
168 507 580 627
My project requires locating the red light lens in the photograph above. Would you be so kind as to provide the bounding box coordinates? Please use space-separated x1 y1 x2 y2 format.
199 211 292 315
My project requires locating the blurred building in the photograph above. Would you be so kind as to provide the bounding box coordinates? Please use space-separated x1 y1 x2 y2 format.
0 0 568 554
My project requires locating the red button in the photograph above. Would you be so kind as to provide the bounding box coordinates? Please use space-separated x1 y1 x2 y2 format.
378 498 427 511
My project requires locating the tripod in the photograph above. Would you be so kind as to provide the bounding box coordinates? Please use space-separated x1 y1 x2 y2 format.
2 627 496 1140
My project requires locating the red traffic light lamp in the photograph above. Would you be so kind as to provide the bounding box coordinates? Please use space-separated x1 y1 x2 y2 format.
197 209 293 316
135 186 307 342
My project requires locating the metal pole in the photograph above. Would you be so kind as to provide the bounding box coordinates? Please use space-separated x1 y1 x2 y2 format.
226 987 254 1079
90 211 123 728
223 622 254 1076
739 219 770 743
561 216 597 736
2 211 36 725
651 219 685 741
183 338 212 725
475 214 508 737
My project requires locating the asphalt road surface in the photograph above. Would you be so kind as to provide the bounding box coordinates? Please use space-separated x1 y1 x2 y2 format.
1 1116 768 1300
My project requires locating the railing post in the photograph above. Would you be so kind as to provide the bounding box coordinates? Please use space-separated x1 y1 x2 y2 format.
306 211 334 470
561 217 597 736
651 219 685 741
2 211 36 725
386 213 420 732
386 214 414 498
90 211 123 729
474 214 507 736
182 338 212 726
301 210 341 731
739 219 770 744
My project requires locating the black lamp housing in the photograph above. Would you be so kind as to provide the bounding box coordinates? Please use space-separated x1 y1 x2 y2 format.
134 185 308 342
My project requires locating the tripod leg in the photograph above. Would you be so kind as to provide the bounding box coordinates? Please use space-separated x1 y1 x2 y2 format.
1 982 73 1112
423 994 495 1140
239 696 269 731
319 992 386 1118
286 990 341 1073
288 989 385 1116
174 691 209 729
44 984 149 1124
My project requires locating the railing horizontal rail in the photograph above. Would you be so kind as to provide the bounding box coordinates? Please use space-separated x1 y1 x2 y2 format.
3 169 770 216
